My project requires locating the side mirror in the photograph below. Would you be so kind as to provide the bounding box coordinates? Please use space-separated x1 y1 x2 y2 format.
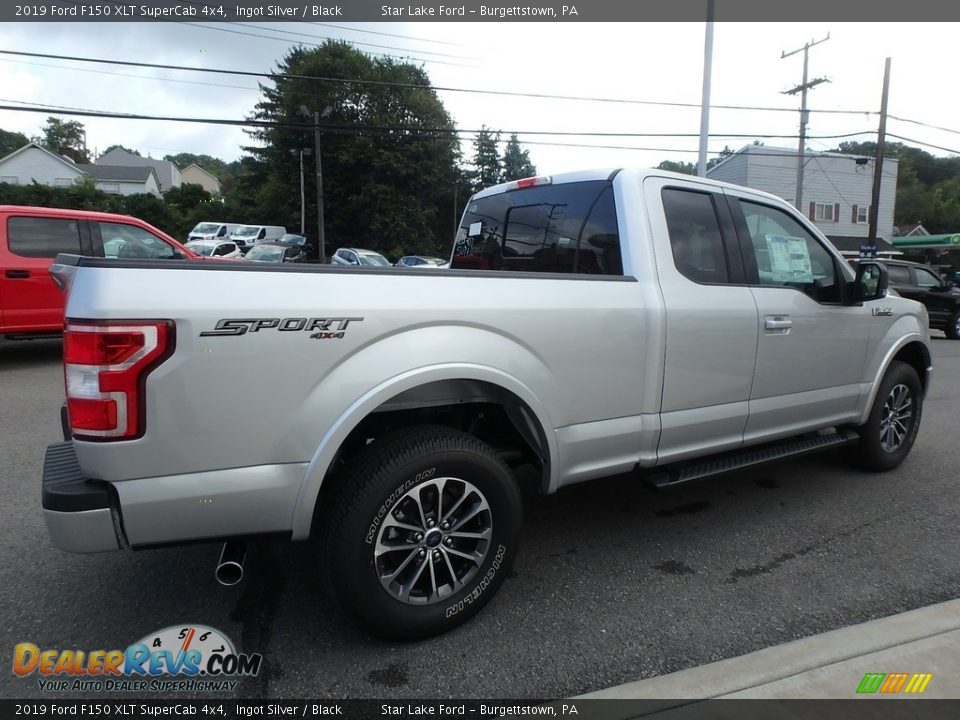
851 261 888 304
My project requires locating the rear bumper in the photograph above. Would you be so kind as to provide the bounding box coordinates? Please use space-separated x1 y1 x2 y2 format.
42 442 123 553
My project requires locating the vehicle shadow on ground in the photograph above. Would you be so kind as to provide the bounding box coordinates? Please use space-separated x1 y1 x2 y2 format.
0 338 62 369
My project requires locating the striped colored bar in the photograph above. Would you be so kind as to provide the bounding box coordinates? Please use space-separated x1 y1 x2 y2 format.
857 673 886 694
857 672 933 694
904 673 934 694
880 672 909 693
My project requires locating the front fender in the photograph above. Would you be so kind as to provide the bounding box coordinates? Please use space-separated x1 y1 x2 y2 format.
856 315 931 425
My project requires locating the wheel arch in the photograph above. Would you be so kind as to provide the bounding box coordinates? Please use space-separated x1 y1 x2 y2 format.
290 367 557 540
857 334 932 426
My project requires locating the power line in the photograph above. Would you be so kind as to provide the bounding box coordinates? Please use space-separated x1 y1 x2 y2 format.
0 49 876 115
889 114 960 138
0 57 260 92
886 133 960 156
179 23 475 68
0 101 876 141
307 22 469 48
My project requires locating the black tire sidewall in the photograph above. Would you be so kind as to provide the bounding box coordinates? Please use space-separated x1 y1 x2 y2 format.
330 441 521 639
947 310 960 340
857 362 923 471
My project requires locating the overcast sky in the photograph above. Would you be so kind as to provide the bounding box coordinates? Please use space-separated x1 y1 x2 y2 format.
1 21 958 174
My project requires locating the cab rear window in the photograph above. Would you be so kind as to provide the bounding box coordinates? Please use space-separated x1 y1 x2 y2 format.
8 217 81 258
452 180 622 275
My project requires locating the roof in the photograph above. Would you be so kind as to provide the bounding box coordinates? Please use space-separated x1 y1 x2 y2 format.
707 144 898 176
181 163 220 182
825 235 899 254
77 164 158 183
892 233 960 248
0 142 83 173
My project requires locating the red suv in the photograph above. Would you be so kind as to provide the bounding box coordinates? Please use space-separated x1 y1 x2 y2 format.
0 206 196 339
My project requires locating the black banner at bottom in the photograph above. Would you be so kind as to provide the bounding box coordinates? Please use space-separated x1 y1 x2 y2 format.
3 699 959 720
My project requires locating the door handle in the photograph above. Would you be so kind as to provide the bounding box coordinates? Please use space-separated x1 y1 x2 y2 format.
764 316 792 331
5 269 29 279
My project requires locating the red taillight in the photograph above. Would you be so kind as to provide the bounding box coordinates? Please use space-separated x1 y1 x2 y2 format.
64 321 175 441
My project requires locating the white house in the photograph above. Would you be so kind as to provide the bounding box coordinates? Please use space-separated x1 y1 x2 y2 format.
95 147 181 192
0 143 86 187
180 163 222 194
707 145 899 255
76 164 162 197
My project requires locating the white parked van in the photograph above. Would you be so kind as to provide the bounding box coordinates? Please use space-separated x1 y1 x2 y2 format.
230 225 287 251
187 222 243 243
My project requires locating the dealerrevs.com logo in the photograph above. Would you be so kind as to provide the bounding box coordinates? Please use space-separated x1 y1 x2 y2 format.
12 624 262 693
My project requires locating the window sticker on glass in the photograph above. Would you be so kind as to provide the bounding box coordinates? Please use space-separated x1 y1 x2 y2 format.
468 221 482 237
763 235 813 283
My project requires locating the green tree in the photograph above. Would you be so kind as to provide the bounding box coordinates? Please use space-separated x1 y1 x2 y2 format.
471 126 501 191
247 41 462 259
0 128 29 157
501 134 536 181
164 183 213 214
657 160 696 175
40 117 90 163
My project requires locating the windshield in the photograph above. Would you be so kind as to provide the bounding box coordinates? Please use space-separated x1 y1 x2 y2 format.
279 234 306 246
233 226 260 238
186 243 216 257
192 223 221 235
358 253 390 266
247 245 283 261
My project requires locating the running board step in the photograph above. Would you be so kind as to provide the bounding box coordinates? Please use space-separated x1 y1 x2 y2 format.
643 429 860 489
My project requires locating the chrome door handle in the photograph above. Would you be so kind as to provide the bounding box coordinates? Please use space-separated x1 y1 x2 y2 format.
764 316 792 331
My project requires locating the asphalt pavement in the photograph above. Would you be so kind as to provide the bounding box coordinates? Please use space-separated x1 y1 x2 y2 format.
1 335 958 700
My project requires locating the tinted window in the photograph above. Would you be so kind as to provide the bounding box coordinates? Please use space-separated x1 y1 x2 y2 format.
739 200 841 303
452 181 622 275
100 222 178 260
914 267 942 288
8 217 81 258
662 189 729 283
886 264 912 285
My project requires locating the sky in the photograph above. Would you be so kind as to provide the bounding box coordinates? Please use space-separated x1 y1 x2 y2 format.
1 21 959 175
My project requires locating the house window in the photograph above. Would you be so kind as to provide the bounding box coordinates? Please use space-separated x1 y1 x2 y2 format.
856 205 869 224
1 176 18 185
53 178 74 187
99 182 120 194
814 202 835 222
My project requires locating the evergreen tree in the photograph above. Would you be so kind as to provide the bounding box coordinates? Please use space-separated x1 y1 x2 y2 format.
245 41 462 259
501 134 537 181
471 126 502 191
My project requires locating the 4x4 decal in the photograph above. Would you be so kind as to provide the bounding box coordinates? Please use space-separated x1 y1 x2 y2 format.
200 317 363 339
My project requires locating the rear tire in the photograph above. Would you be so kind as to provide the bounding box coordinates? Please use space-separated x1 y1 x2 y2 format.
852 361 922 471
321 425 522 640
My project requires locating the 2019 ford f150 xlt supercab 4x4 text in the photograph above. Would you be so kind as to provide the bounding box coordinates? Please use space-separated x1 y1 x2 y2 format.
41 169 931 639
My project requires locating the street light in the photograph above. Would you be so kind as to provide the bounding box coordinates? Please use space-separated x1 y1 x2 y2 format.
289 147 312 235
300 104 333 263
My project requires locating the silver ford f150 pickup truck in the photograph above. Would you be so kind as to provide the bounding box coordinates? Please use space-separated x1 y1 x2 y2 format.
43 168 930 638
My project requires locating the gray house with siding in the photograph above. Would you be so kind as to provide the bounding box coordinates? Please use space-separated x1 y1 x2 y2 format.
707 145 899 254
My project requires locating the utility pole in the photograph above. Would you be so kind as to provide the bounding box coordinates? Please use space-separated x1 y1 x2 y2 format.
782 33 830 211
697 0 715 177
867 58 892 248
314 111 326 264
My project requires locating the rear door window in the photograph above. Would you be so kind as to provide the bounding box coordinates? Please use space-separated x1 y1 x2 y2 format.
453 180 622 275
7 217 82 257
886 264 912 285
98 222 179 259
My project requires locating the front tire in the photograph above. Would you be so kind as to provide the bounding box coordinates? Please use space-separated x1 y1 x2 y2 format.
852 361 923 471
321 425 522 640
946 310 960 340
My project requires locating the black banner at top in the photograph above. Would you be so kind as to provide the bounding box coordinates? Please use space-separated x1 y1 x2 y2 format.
5 0 960 22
